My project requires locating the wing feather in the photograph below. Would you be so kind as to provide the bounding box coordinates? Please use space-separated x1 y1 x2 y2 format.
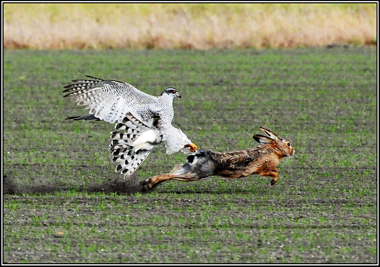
63 75 158 123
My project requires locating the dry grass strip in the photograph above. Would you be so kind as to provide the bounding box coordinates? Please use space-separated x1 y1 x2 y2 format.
4 3 377 49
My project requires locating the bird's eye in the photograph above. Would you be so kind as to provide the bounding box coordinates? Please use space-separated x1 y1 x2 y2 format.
173 90 177 94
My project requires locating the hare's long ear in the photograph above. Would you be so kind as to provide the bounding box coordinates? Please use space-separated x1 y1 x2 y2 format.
253 134 274 144
260 127 279 141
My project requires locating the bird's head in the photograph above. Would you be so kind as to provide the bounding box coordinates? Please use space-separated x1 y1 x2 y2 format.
161 87 181 99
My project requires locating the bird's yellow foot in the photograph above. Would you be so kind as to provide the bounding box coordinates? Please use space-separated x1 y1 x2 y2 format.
184 143 197 152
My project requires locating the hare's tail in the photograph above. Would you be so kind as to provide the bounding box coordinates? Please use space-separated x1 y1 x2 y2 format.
171 151 209 176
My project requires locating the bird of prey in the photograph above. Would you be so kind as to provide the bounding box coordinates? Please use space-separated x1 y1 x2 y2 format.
63 75 197 178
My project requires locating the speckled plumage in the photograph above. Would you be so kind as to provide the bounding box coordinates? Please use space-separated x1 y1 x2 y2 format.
63 75 196 179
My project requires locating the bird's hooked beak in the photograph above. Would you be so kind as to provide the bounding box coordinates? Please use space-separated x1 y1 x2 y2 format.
176 92 181 98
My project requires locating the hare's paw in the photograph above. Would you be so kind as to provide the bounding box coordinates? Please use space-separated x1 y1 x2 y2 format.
270 178 278 185
140 178 155 191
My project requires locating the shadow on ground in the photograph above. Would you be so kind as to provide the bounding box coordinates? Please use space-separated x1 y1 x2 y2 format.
3 174 270 196
3 174 146 195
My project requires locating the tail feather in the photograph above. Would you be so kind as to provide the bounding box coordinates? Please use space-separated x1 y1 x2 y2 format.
114 149 152 177
110 132 139 143
65 114 100 121
109 112 157 178
110 118 147 151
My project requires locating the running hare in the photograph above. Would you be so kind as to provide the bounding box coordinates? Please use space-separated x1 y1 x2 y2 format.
141 127 295 190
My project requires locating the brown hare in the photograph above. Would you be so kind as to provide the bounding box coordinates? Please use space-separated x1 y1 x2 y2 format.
140 127 295 191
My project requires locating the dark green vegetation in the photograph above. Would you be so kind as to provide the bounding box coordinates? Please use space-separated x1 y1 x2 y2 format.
3 47 376 263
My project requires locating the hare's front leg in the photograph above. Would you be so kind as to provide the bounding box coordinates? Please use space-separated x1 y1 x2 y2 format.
269 171 278 185
259 169 279 185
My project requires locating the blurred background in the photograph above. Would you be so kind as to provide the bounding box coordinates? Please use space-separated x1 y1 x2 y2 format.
4 3 377 50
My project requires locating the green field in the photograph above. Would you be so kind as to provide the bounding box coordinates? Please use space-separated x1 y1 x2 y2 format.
3 47 377 263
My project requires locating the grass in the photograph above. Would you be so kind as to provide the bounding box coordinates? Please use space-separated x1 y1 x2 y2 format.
3 3 377 49
4 194 376 263
3 47 377 263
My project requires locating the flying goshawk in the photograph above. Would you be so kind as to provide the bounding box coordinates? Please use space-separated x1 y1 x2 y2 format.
63 75 197 178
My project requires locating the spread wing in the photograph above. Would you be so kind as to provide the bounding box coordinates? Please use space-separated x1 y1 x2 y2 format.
63 75 158 124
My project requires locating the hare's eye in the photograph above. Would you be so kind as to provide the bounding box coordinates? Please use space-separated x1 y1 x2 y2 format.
287 142 291 147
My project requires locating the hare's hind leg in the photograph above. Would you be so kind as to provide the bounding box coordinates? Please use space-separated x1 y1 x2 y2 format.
141 173 173 191
141 162 204 191
140 163 191 191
